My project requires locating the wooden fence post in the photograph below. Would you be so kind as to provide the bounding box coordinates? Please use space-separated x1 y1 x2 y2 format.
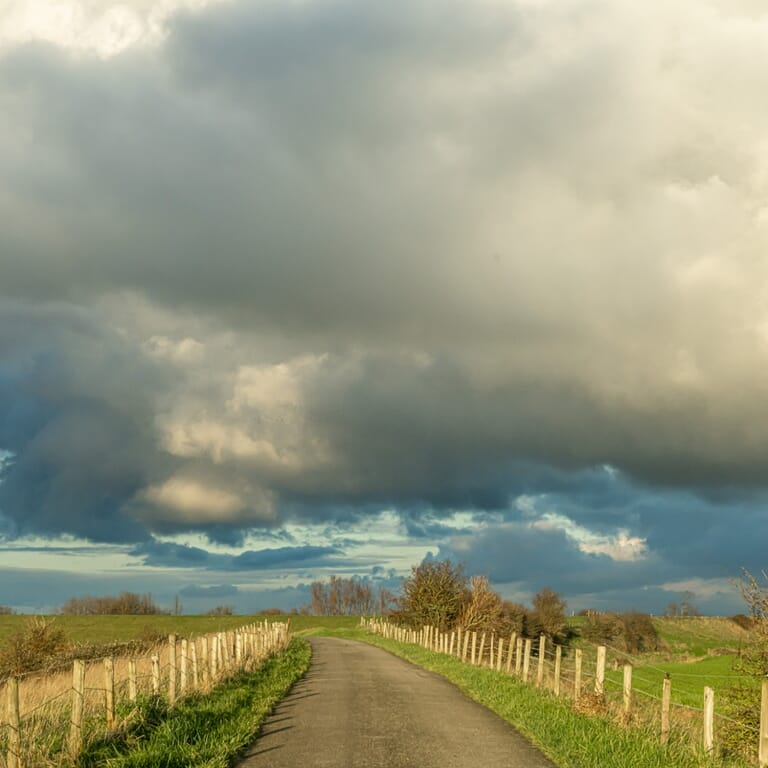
180 639 188 694
595 646 606 696
191 640 199 689
168 634 177 705
462 631 470 662
759 676 768 767
497 637 504 672
522 638 532 683
211 634 219 680
478 633 486 667
128 659 137 702
515 637 523 675
554 645 562 697
489 635 495 668
151 654 160 694
537 634 546 688
623 664 632 715
471 632 477 665
574 648 583 702
7 676 20 768
104 657 115 729
201 636 209 687
661 675 671 745
449 631 455 656
704 686 715 756
506 633 516 673
70 659 86 759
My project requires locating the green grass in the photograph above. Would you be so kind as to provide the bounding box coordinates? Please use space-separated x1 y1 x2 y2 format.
76 637 311 768
604 654 755 708
0 613 358 647
318 628 746 768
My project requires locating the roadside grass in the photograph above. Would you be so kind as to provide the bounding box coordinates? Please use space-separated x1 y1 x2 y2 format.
315 628 745 768
75 637 311 768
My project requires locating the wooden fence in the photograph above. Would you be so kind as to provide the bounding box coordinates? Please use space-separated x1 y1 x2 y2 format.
362 618 768 767
0 621 290 767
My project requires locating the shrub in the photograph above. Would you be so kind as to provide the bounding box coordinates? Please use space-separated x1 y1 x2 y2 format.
397 560 468 631
207 605 235 616
0 617 69 678
581 611 661 653
457 576 510 635
528 587 569 644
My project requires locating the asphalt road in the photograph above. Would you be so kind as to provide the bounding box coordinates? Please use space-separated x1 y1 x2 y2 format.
237 636 557 768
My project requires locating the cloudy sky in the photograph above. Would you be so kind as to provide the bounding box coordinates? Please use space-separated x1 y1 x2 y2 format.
1 0 767 615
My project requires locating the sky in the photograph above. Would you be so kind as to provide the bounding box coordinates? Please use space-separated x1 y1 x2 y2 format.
1 0 768 615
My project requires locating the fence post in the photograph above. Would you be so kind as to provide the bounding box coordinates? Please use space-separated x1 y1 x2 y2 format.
478 633 486 666
522 638 532 683
506 633 516 673
70 659 86 759
515 636 523 675
211 634 219 680
760 677 768 767
462 631 470 662
471 632 477 665
704 686 715 756
554 645 562 697
180 639 188 694
168 634 177 705
661 675 671 745
449 631 456 656
537 634 546 688
7 676 20 768
201 636 209 687
497 637 504 672
151 654 160 694
623 664 632 715
191 640 199 689
574 648 583 702
595 646 606 696
489 635 495 668
128 659 137 702
104 656 115 729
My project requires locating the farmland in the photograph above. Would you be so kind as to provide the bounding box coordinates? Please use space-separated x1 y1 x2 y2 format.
0 613 763 768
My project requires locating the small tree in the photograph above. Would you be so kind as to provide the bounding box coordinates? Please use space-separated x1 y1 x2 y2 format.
206 605 234 616
397 560 467 631
719 570 768 759
457 576 510 635
529 587 568 644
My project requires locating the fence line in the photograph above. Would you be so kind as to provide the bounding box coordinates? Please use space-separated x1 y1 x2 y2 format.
0 620 290 767
362 618 767 766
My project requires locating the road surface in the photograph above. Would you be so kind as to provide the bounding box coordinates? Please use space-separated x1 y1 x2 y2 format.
237 636 557 768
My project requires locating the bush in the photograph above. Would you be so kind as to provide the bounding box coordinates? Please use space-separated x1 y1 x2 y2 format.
581 611 661 653
397 560 468 631
528 587 568 644
457 576 510 635
0 617 69 678
61 592 163 615
207 605 235 616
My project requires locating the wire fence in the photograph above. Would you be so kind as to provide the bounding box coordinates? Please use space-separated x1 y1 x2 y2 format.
0 621 290 768
362 618 768 767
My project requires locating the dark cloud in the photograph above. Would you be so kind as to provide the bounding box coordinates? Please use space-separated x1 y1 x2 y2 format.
130 539 344 571
0 0 767 616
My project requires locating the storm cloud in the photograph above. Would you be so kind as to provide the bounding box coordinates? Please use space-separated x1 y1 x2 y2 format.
1 0 768 612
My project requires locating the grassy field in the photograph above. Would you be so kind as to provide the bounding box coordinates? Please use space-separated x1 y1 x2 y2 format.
0 613 359 646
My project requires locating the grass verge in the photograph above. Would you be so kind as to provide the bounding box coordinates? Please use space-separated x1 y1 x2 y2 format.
77 637 311 768
314 628 744 768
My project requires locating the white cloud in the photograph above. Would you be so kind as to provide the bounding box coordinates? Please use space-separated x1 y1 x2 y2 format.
0 0 230 56
142 477 246 522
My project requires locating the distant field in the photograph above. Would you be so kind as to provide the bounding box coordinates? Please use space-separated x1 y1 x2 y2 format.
0 613 359 646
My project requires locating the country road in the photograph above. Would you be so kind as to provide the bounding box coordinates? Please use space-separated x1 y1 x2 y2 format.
237 636 557 768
